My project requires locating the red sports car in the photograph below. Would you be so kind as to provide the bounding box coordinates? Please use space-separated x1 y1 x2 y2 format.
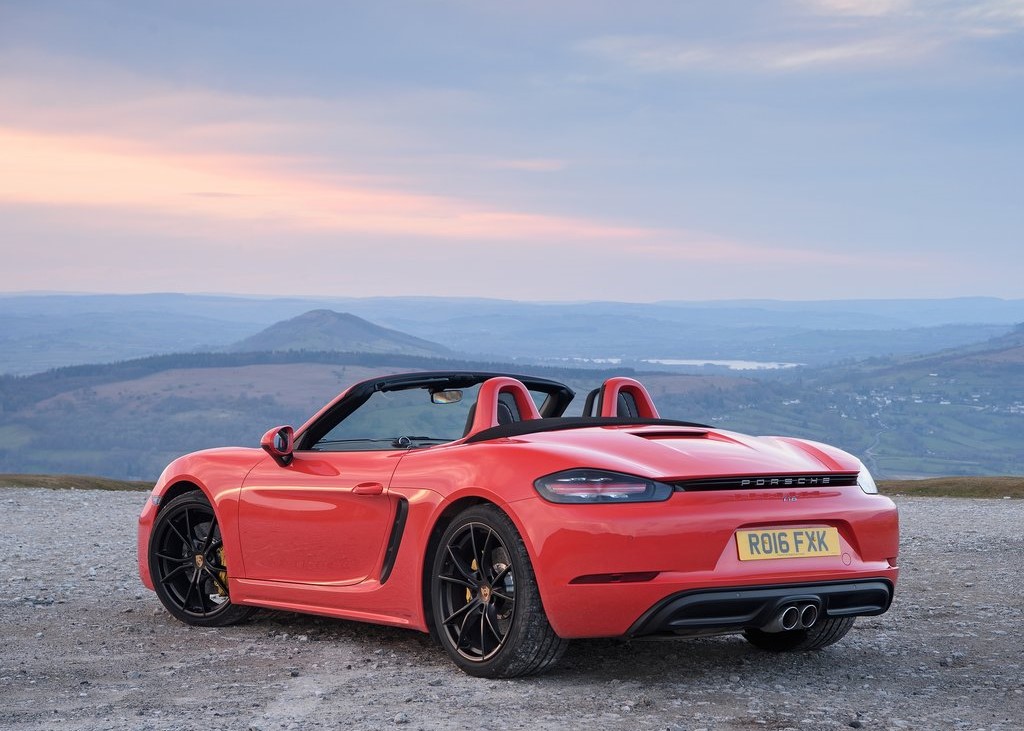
138 371 899 677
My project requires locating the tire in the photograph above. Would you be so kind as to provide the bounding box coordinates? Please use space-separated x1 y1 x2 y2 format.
149 491 254 627
743 616 855 652
430 504 567 677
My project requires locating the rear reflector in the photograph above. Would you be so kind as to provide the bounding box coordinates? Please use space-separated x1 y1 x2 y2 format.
569 572 660 585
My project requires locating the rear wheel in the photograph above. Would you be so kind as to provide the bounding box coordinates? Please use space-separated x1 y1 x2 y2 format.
743 616 855 652
149 491 254 627
430 505 567 677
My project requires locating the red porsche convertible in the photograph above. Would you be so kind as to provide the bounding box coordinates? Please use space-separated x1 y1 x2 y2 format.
138 371 899 677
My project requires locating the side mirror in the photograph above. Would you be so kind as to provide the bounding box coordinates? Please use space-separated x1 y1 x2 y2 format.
261 425 295 466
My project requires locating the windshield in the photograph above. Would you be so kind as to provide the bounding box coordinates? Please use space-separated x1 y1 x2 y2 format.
312 385 479 450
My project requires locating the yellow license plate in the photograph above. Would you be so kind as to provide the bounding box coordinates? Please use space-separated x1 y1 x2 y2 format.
736 527 841 561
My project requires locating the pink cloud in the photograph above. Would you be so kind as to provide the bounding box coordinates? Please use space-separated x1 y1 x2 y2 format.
0 127 643 243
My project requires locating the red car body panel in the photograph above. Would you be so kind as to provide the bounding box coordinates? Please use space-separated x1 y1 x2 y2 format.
139 372 899 642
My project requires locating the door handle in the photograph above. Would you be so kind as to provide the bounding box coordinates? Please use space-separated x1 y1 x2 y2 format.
353 482 385 496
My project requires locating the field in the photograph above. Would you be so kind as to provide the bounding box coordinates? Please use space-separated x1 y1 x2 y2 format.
878 475 1024 499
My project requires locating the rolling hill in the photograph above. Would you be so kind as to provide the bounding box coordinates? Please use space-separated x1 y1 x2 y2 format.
227 309 452 357
696 325 1024 478
0 351 743 480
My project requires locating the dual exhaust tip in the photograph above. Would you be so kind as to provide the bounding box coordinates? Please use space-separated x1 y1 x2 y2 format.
763 603 819 633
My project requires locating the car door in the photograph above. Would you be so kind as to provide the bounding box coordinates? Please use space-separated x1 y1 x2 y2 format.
236 449 404 585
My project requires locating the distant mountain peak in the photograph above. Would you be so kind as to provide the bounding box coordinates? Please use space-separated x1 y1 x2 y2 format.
228 310 451 357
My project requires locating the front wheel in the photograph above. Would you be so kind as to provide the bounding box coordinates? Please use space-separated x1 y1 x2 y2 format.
743 616 855 652
149 491 254 627
430 505 567 677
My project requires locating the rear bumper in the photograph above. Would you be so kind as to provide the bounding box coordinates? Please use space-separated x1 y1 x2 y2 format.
510 489 900 638
628 579 894 637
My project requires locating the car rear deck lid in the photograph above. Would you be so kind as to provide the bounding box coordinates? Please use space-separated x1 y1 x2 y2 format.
464 416 712 443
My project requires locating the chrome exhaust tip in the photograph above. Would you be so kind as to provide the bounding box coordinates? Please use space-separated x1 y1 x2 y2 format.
780 605 800 631
762 605 801 633
761 602 821 633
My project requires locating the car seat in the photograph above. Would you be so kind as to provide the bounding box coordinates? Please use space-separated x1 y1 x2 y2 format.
592 377 660 418
462 377 542 436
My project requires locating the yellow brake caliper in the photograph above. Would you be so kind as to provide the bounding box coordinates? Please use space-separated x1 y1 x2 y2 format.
216 547 229 597
466 558 478 603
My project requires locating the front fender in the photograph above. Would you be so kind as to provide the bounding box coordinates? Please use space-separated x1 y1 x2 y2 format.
137 448 265 591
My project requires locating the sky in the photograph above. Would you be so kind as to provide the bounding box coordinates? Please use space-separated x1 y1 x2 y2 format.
1 0 1022 301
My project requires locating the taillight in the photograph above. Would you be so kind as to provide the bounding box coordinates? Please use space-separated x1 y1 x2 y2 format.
534 469 674 504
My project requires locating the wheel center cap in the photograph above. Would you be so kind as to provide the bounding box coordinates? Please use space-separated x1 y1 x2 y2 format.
194 554 205 569
479 585 492 603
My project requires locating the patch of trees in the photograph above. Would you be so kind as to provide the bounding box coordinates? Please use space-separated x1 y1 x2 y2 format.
0 350 637 413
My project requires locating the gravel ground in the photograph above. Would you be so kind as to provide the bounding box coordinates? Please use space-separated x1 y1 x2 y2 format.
1 487 1022 731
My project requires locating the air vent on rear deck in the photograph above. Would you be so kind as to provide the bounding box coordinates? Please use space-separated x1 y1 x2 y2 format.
633 430 709 439
674 473 859 491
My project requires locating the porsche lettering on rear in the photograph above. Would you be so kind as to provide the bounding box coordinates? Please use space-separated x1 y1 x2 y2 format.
138 371 899 678
741 476 832 487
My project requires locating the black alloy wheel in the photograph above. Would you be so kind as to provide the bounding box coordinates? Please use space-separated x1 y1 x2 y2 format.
431 504 566 677
437 520 516 662
149 491 253 627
